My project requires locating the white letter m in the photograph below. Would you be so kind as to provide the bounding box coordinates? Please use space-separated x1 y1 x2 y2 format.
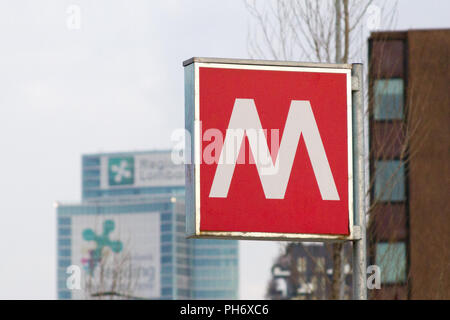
209 99 340 200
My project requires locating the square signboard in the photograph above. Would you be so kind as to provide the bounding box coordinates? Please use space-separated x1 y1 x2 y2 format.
184 57 355 241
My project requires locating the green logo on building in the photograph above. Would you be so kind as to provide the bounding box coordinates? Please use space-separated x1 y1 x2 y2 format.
108 157 134 186
82 220 123 274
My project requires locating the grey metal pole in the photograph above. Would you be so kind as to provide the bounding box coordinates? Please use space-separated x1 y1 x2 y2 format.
351 63 367 300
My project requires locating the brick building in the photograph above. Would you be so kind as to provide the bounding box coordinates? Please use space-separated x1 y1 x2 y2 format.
368 29 449 299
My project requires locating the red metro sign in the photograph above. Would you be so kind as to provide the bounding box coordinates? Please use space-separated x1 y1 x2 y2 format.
184 58 354 241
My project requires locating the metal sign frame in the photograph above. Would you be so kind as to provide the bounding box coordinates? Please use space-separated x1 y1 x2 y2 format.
184 57 367 299
184 57 360 241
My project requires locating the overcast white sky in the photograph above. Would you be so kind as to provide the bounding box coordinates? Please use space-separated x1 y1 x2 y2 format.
0 0 448 300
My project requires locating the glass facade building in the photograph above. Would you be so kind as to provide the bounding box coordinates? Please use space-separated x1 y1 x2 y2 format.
56 150 238 299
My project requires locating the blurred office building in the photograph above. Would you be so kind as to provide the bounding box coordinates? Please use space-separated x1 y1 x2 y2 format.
266 243 352 300
56 150 238 299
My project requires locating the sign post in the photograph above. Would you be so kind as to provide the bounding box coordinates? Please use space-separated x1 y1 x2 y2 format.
183 57 367 299
351 63 367 300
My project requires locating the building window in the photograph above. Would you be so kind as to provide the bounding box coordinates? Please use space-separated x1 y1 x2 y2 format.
177 257 190 265
161 265 173 275
83 169 100 178
161 287 172 296
58 239 71 246
176 267 190 276
176 246 188 255
83 179 100 188
58 291 71 299
376 242 407 284
161 213 172 222
161 223 172 232
194 290 235 299
58 259 71 268
223 248 237 255
177 288 190 297
194 258 237 267
374 160 406 202
162 276 172 286
58 249 71 257
58 217 71 225
83 157 100 167
161 234 172 242
374 79 404 120
161 255 172 264
58 228 71 237
83 190 100 198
